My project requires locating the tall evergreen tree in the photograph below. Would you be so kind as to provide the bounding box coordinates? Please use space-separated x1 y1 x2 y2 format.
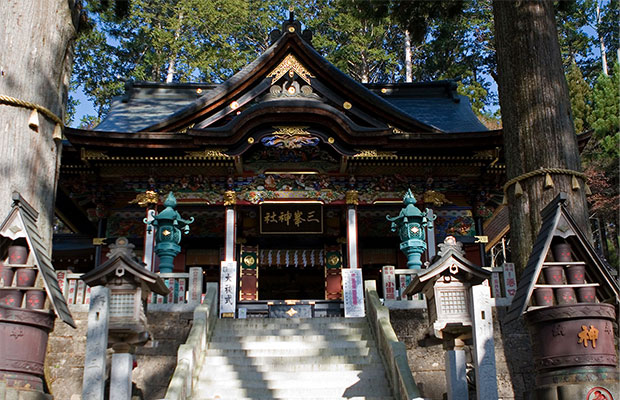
566 60 593 133
493 0 591 274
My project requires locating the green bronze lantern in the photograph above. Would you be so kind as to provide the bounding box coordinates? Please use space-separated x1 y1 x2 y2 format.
386 189 436 269
144 192 194 273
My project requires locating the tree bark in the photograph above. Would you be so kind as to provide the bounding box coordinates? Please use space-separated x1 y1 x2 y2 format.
596 1 608 76
493 0 591 275
404 30 412 83
0 1 79 249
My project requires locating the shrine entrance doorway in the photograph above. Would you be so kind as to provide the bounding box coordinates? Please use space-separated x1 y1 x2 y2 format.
258 265 324 300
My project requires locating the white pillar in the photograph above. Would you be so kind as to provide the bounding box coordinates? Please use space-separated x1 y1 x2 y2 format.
225 207 236 261
143 209 156 271
470 284 499 400
82 286 109 400
110 349 133 400
426 209 436 260
347 206 358 268
445 347 468 400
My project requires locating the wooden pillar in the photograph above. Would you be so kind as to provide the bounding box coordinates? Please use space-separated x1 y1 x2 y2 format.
346 206 359 268
346 189 360 269
426 209 436 260
143 208 156 271
224 206 236 262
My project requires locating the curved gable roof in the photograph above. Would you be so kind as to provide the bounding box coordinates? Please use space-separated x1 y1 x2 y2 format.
139 27 443 134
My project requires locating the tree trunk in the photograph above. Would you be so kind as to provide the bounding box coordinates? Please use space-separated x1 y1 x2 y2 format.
0 1 79 249
404 30 412 83
493 1 591 275
596 1 608 76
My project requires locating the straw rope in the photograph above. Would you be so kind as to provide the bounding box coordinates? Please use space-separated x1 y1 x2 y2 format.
0 94 63 125
503 167 588 198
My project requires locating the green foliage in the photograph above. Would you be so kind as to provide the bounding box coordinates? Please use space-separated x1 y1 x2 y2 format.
566 60 593 133
587 64 620 158
307 0 403 82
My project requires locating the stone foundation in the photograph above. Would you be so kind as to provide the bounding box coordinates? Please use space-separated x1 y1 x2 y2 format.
45 305 535 400
44 310 193 400
390 307 536 400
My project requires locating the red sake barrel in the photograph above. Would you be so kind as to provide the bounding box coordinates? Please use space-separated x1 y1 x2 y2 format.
0 305 55 391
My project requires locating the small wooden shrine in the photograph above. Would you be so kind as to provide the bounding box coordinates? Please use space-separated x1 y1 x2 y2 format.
506 193 619 399
54 14 509 314
0 192 74 393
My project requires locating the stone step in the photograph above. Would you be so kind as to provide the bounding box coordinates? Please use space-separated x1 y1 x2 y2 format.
191 397 394 400
212 326 370 337
200 356 383 375
215 317 367 330
203 346 378 358
195 385 393 399
207 339 375 350
197 374 390 391
210 332 371 342
197 368 388 383
197 361 386 374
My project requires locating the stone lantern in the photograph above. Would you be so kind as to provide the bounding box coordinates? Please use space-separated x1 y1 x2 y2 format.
81 237 169 400
386 189 436 269
403 236 490 339
144 192 194 273
81 237 169 345
403 236 496 400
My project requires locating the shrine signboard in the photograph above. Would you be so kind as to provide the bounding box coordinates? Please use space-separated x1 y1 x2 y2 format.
219 261 237 318
343 268 365 318
260 203 323 234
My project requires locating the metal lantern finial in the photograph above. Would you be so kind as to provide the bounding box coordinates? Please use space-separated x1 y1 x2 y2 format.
386 189 436 269
144 192 194 273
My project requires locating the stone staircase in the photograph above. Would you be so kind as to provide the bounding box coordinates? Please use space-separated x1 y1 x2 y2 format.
191 317 395 400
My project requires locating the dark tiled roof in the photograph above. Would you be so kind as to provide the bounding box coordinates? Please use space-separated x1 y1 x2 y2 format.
383 95 487 133
365 82 487 133
95 83 218 132
95 80 486 134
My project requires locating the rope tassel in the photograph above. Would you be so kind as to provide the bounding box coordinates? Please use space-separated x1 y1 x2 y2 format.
28 109 40 131
52 124 63 142
514 181 523 197
544 173 554 189
571 175 580 191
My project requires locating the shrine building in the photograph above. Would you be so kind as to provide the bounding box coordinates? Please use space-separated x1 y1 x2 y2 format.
54 14 505 315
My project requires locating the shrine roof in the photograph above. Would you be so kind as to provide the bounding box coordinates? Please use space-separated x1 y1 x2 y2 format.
94 79 486 134
95 83 219 132
366 82 488 133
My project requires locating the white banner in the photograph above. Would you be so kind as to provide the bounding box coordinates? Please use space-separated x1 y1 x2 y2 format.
382 265 396 300
342 268 365 318
219 261 237 317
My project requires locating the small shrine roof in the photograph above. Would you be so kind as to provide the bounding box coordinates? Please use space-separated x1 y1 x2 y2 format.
403 238 491 297
505 193 620 323
81 237 169 295
0 192 75 328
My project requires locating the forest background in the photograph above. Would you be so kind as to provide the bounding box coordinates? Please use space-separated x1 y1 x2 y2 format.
67 0 619 264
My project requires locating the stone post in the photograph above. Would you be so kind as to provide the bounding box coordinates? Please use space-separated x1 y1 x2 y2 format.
82 286 110 400
444 339 468 400
110 343 133 400
470 284 498 400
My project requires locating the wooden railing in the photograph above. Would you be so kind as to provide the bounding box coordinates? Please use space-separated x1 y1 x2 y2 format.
56 267 205 310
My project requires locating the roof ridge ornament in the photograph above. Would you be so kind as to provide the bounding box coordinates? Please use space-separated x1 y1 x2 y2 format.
269 9 313 45
267 54 315 86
